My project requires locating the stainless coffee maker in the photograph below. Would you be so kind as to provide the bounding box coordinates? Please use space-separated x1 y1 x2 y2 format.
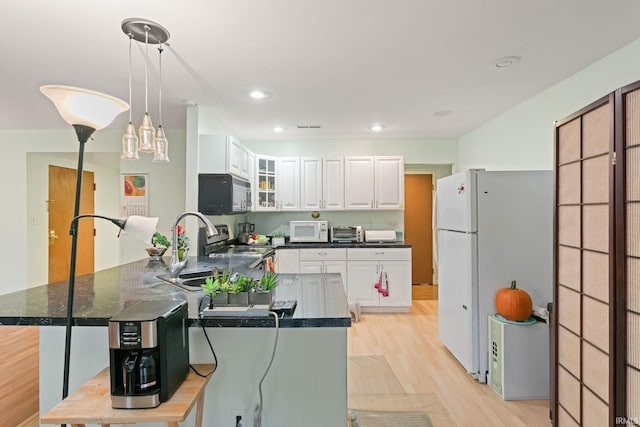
237 219 255 244
108 300 189 409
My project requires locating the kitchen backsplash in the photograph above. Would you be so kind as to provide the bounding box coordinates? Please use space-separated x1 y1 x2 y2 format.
232 211 404 238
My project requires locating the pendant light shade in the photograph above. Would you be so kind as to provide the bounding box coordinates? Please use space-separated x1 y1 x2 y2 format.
138 112 155 152
120 18 170 161
40 85 128 130
121 32 139 160
153 44 169 162
121 123 139 160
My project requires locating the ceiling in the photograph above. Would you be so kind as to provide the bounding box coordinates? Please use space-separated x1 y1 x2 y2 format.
3 0 640 141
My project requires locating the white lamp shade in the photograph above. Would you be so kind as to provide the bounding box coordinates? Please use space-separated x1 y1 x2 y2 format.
123 215 159 243
40 85 129 130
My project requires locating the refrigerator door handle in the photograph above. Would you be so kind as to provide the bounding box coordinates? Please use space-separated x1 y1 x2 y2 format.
432 189 439 269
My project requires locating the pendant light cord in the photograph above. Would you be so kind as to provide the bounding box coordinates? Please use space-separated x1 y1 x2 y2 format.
158 44 163 124
144 25 150 114
127 33 133 123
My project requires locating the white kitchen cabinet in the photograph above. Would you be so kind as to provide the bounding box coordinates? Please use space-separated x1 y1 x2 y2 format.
344 156 404 210
254 155 278 211
198 135 252 181
254 156 300 211
374 156 404 209
346 248 411 311
276 249 300 274
299 248 347 294
300 157 345 210
277 157 300 210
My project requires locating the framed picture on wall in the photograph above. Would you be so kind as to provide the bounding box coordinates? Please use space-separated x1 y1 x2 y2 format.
120 174 149 217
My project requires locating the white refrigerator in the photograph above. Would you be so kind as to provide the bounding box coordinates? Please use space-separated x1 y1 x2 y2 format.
436 170 552 383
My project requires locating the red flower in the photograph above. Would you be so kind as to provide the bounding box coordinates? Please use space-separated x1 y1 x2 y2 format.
177 225 184 235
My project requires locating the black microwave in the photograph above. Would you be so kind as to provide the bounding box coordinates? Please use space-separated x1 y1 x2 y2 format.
198 173 251 215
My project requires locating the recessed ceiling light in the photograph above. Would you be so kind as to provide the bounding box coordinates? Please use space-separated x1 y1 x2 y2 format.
489 56 521 69
273 126 284 133
249 90 269 99
433 110 453 117
370 124 385 132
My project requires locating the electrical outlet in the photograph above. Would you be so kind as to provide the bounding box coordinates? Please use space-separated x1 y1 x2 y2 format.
232 409 246 427
387 220 397 227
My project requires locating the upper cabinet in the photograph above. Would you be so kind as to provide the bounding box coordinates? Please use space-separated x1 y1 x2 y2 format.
198 135 252 181
254 155 300 211
300 157 344 211
345 156 404 209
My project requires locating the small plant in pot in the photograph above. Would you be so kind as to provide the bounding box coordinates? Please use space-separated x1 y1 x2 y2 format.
201 274 227 308
146 232 171 259
251 272 278 306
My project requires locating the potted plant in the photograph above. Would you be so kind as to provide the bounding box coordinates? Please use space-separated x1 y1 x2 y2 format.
146 232 170 259
250 272 278 306
201 275 228 308
174 224 189 261
270 231 286 247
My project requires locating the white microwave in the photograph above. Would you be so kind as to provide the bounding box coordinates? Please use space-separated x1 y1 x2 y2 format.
289 220 329 243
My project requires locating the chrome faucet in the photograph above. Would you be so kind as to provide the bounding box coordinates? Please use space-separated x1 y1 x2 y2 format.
168 211 218 277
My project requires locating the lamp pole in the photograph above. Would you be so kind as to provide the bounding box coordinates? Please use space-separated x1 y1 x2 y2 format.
62 124 95 400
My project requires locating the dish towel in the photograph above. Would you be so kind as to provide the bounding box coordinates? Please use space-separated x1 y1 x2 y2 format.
374 271 389 297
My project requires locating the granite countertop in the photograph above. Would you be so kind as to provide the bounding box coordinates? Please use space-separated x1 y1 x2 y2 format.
0 256 351 328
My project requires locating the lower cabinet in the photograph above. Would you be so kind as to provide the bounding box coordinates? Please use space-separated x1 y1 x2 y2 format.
276 249 300 274
276 247 411 312
299 249 347 295
346 248 411 311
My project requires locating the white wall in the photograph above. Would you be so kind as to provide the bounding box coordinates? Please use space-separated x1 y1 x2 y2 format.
2 127 187 295
457 38 640 171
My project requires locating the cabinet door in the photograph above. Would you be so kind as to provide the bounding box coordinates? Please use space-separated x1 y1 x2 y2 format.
345 156 374 209
300 261 324 275
375 156 404 209
227 136 250 180
378 260 411 307
346 260 379 306
300 157 322 210
255 155 278 211
276 249 300 274
197 135 227 173
324 260 348 295
323 157 344 210
277 157 300 210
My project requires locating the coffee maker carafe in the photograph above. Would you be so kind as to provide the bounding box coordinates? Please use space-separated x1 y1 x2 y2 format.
109 300 189 409
237 219 255 244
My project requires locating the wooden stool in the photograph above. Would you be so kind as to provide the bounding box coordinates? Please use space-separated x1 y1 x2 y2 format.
41 364 214 427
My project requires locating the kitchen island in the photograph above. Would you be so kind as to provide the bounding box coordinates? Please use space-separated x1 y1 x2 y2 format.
0 256 351 427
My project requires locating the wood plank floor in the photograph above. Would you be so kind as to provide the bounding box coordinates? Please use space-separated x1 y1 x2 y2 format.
11 299 549 427
348 300 550 426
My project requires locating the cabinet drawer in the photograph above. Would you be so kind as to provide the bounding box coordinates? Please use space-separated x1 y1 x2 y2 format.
347 248 410 261
300 248 347 261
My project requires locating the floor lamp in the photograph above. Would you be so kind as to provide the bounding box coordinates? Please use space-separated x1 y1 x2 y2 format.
40 86 148 404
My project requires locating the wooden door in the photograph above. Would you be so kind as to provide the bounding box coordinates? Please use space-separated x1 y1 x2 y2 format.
48 165 95 283
404 174 433 284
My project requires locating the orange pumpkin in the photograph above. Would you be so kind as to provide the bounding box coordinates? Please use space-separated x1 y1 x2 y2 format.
495 280 533 321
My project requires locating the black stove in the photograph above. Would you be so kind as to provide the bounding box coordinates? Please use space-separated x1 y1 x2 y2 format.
198 225 274 259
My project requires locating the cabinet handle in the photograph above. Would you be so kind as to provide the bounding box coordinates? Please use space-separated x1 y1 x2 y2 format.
375 252 385 255
371 200 374 208
319 199 322 208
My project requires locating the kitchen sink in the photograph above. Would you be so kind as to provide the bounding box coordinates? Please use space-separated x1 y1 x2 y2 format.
156 269 214 292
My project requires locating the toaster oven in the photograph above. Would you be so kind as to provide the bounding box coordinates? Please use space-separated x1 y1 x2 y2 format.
330 226 364 243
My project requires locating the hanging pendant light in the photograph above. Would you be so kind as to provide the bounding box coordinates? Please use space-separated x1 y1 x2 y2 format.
138 25 155 152
153 43 170 162
121 18 170 159
121 32 139 160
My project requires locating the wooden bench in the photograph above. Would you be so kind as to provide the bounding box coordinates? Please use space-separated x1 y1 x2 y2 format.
41 364 215 427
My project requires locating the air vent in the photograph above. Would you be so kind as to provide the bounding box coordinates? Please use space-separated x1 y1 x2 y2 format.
296 125 322 129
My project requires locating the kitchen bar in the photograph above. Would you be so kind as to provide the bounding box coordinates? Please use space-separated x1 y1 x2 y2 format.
0 255 351 427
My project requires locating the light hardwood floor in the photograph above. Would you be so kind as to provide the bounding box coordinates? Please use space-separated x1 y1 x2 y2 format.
347 300 550 427
10 299 549 427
